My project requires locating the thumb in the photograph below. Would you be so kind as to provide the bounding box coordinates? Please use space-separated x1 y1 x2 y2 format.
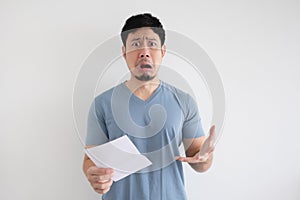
208 125 216 145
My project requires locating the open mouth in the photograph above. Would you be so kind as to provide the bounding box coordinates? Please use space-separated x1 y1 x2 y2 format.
140 64 152 69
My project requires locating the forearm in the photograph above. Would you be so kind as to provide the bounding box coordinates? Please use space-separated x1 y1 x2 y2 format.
189 154 213 172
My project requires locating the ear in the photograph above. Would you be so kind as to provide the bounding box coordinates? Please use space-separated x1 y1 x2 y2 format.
122 46 126 59
161 45 166 57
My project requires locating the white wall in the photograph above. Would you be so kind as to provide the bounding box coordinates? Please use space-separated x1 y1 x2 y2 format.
1 0 299 199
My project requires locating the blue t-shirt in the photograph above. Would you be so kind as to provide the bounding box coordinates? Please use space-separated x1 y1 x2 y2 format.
86 81 204 200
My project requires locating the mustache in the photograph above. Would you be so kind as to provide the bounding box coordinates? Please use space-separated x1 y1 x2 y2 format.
137 59 153 66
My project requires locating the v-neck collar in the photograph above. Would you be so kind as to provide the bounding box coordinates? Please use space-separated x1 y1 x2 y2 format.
121 81 163 105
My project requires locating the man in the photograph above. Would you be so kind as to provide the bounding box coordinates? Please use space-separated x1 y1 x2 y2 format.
83 13 215 199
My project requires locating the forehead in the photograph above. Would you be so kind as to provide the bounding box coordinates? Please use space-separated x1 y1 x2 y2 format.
127 27 160 41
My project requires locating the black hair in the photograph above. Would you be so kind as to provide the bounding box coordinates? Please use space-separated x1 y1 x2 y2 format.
121 13 165 47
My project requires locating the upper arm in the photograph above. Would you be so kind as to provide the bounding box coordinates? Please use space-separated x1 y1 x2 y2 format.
180 93 205 139
85 100 109 146
178 93 206 156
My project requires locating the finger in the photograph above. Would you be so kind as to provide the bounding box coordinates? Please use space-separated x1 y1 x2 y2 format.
88 173 114 183
200 151 213 160
88 174 101 183
87 167 114 176
98 173 114 182
205 151 214 159
200 152 213 162
87 168 114 183
199 151 214 162
209 125 216 138
93 179 113 190
176 156 199 163
208 146 215 154
208 125 216 145
202 146 214 157
176 156 193 162
95 187 111 195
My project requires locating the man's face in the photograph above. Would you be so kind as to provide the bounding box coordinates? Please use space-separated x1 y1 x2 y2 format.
122 27 166 81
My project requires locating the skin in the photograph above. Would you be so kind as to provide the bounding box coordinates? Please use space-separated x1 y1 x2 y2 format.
177 125 216 172
83 27 215 195
122 27 166 100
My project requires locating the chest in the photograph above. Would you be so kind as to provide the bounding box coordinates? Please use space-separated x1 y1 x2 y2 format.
104 95 184 141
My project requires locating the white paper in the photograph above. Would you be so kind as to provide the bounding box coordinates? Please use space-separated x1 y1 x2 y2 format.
84 135 152 181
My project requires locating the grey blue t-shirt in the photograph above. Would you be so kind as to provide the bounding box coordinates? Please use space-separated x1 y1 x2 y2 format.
86 81 204 200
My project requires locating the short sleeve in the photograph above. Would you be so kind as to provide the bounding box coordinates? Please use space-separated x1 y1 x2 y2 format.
182 95 205 139
85 100 109 146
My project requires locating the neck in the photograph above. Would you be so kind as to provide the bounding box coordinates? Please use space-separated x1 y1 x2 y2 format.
125 77 161 101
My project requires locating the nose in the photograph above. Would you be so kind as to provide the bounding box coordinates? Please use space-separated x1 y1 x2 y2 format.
138 47 150 58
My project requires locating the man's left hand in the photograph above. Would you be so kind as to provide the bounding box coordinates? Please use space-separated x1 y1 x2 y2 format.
176 125 216 163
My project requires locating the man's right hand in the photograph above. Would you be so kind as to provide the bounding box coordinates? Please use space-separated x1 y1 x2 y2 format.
86 166 114 194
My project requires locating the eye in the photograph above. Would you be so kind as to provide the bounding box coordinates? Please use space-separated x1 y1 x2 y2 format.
149 41 157 47
132 41 140 47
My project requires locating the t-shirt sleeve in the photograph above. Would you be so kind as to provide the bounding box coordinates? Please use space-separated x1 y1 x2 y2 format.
85 100 109 146
182 95 205 139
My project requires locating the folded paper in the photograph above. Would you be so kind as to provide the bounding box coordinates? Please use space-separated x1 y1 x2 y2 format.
85 135 152 181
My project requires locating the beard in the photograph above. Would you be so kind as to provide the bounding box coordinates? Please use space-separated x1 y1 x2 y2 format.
134 74 155 81
134 64 156 81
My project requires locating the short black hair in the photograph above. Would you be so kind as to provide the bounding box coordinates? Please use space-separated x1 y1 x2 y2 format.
121 13 165 47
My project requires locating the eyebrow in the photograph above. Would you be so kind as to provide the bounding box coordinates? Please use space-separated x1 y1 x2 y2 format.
131 38 141 42
130 37 158 42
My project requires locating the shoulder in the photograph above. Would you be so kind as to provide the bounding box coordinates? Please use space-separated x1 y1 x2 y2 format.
161 81 195 104
94 87 113 104
161 82 199 118
91 84 125 115
94 83 124 104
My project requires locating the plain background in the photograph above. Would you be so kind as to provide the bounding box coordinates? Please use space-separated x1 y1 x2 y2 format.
1 0 300 199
